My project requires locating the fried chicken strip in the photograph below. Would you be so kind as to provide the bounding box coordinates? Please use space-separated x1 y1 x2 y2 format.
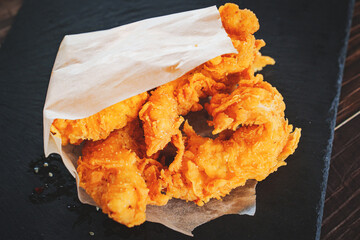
77 148 148 227
162 120 300 206
77 119 169 227
51 92 148 145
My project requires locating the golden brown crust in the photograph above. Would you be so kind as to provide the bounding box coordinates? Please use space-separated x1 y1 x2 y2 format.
51 92 148 145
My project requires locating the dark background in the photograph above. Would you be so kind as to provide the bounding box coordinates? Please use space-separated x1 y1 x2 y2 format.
0 0 355 239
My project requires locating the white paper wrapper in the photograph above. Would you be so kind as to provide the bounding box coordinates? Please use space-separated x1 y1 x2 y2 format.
43 6 256 236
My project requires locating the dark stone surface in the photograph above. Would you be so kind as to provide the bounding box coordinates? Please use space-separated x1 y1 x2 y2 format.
0 0 354 239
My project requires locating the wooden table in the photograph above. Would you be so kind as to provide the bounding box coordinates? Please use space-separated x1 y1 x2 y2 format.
321 1 360 239
0 0 358 239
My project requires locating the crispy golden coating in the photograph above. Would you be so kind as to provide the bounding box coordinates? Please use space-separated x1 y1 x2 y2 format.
137 158 170 206
139 3 274 156
78 148 148 228
206 75 285 134
219 4 259 35
51 92 148 145
253 53 276 72
139 72 226 156
81 119 146 158
78 120 169 227
162 94 300 206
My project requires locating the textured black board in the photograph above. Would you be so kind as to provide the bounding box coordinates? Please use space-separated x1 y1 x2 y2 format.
0 0 354 239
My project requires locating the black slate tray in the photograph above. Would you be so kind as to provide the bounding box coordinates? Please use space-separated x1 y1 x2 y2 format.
0 0 354 239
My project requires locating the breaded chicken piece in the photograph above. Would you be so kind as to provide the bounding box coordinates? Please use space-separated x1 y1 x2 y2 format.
51 92 148 145
162 117 300 206
139 71 226 156
139 4 274 156
77 148 148 227
206 75 285 134
78 119 169 227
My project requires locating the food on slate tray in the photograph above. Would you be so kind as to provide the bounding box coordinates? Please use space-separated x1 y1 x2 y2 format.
51 3 301 227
